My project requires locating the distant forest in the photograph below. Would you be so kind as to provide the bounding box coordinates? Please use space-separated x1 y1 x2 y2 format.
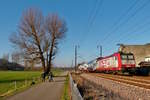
0 59 24 71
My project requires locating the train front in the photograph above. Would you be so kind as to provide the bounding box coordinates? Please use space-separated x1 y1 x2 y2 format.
120 52 136 73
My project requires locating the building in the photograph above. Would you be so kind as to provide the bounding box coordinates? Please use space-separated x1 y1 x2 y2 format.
119 43 150 66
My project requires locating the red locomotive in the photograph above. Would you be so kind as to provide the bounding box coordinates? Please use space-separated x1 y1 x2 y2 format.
95 52 136 74
78 52 150 75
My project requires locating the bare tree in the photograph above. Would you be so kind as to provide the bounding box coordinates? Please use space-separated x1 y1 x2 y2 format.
10 8 67 74
3 53 9 61
11 52 21 64
10 8 46 72
45 14 67 74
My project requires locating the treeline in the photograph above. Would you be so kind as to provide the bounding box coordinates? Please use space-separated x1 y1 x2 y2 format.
54 67 75 71
0 58 74 71
0 59 24 71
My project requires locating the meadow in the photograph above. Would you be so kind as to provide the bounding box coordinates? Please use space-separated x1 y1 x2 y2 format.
0 69 63 98
0 71 41 96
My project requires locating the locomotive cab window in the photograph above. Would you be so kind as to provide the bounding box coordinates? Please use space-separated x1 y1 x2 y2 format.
121 54 135 65
121 55 127 59
121 54 134 60
128 55 134 60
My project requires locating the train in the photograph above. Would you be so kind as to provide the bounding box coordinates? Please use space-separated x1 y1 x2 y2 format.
78 52 149 75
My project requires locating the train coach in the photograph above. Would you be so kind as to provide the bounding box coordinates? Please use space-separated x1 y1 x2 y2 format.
95 52 136 74
78 63 88 72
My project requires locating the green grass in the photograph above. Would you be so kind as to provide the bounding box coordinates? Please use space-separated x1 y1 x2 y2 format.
61 75 70 100
0 69 63 95
0 71 41 82
51 68 64 76
0 69 63 99
0 71 41 96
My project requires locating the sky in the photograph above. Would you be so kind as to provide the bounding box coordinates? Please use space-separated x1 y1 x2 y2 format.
0 0 150 67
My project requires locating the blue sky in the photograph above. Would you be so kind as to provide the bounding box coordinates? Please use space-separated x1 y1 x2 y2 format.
0 0 150 67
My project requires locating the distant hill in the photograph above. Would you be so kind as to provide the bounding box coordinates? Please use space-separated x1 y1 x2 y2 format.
0 59 24 71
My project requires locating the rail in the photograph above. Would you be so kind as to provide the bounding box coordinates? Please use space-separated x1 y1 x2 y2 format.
92 73 150 89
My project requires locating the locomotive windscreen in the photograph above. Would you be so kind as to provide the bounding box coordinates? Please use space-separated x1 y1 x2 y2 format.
121 54 134 60
121 54 135 65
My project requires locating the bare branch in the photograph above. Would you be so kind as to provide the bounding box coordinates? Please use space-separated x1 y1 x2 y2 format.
10 8 67 74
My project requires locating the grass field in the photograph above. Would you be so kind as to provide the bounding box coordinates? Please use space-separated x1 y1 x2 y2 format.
0 71 41 96
52 68 64 76
0 69 63 98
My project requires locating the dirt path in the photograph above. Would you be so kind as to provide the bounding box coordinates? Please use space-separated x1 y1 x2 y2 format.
7 73 67 100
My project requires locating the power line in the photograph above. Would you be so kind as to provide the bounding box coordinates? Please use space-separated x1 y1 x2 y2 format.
79 0 103 45
105 15 150 48
105 2 150 48
100 0 140 45
103 22 150 54
87 0 99 27
76 0 103 62
119 25 150 43
101 0 150 51
95 0 140 54
117 18 150 43
87 0 103 32
88 1 139 55
77 0 98 44
106 27 150 53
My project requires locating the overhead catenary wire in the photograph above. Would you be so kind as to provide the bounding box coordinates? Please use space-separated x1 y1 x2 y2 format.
87 0 103 33
81 0 139 59
100 0 140 45
107 26 150 54
78 0 150 62
101 0 150 52
106 14 150 48
79 0 103 45
94 0 140 55
117 18 150 43
105 0 150 44
82 0 140 59
87 0 99 28
104 20 150 54
105 2 150 49
77 0 99 44
119 24 150 44
76 0 103 62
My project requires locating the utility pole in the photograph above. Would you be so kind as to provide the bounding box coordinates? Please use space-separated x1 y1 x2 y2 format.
97 45 102 57
71 59 73 68
75 45 77 71
74 45 79 71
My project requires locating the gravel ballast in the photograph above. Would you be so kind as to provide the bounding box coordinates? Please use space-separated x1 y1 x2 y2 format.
81 73 150 100
72 73 124 100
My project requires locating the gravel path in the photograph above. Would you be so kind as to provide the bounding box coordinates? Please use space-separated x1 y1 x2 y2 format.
7 72 67 100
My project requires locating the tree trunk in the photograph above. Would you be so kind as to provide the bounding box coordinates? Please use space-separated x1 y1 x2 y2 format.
41 56 46 72
47 37 55 74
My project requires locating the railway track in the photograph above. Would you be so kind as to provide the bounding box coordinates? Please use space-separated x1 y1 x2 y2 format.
90 73 150 89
